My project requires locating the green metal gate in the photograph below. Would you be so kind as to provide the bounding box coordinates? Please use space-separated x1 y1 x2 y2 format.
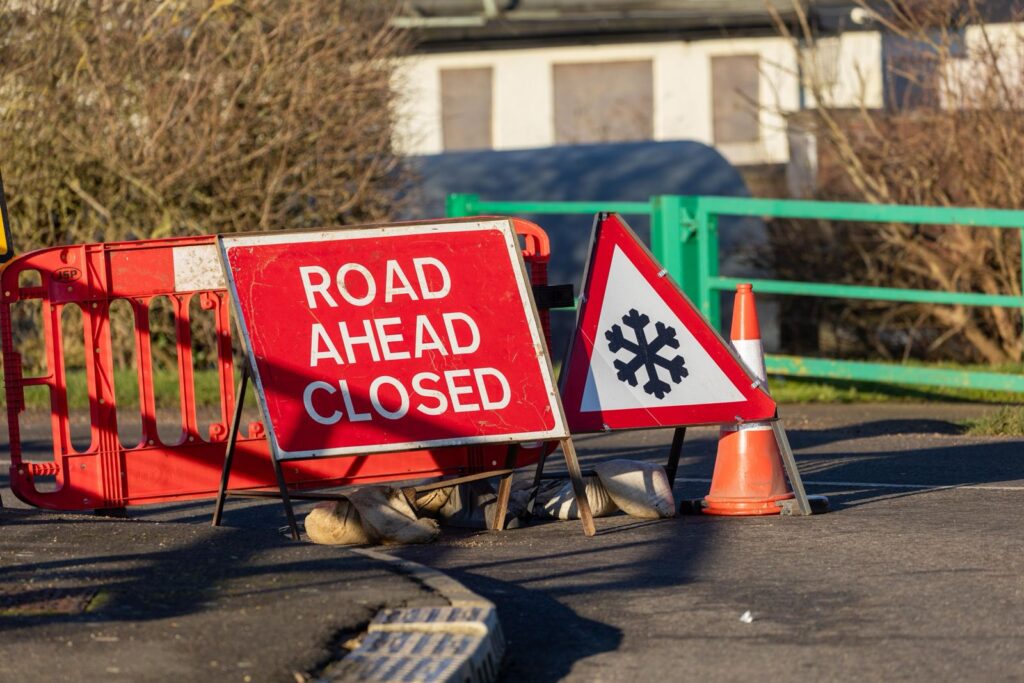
447 193 1024 394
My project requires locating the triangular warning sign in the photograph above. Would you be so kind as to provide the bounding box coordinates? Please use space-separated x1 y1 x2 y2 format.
560 213 776 432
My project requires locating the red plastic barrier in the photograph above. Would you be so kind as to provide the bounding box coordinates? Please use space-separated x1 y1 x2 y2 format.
2 219 554 511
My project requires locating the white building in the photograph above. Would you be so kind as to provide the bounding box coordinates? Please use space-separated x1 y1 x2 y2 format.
393 1 883 168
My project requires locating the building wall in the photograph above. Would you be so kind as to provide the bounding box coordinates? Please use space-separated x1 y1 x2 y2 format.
943 22 1024 108
394 32 884 166
802 31 884 110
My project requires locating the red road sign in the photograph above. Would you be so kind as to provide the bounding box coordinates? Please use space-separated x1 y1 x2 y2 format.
219 219 567 460
560 213 776 432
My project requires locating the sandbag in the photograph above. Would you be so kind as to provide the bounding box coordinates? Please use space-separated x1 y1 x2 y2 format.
434 480 531 529
413 486 453 514
346 486 440 545
304 500 374 546
305 487 440 546
593 459 676 519
533 475 618 520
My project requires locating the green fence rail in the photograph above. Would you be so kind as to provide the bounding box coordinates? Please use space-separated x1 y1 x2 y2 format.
446 192 1024 394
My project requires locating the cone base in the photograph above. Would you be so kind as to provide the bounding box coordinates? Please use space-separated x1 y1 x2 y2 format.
704 427 793 516
702 491 795 516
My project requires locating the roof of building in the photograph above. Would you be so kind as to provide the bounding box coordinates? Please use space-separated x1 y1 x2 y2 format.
397 0 862 50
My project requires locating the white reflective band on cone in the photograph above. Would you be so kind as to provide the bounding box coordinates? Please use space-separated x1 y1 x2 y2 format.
721 422 773 433
730 338 767 385
723 338 771 433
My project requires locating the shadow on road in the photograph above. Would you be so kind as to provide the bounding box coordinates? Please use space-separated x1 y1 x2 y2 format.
387 414 1023 678
439 567 622 683
0 518 384 629
4 411 1021 679
392 496 722 680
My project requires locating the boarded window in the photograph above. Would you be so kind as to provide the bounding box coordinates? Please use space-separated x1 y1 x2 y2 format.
712 55 760 144
882 33 950 110
553 60 654 144
441 67 493 151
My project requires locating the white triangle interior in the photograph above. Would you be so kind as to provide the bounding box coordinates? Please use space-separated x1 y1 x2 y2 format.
580 245 745 412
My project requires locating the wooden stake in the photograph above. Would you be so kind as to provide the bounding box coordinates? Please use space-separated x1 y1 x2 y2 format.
560 437 596 536
490 444 520 531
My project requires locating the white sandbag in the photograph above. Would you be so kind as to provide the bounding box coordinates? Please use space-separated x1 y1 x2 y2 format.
304 500 374 546
346 486 440 545
414 486 453 514
433 480 531 529
593 459 676 519
533 475 618 520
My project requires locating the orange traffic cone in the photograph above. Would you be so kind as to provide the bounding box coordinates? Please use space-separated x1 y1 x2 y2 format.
702 284 794 516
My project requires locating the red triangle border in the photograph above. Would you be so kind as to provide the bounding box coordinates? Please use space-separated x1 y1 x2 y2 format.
560 213 777 432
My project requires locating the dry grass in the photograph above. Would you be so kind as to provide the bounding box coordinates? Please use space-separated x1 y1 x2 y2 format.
774 0 1024 365
0 0 408 372
963 405 1024 436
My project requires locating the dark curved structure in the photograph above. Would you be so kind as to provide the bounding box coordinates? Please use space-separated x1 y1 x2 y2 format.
401 139 771 357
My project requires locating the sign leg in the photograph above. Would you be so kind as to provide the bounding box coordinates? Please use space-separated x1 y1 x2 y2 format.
212 366 249 527
531 444 550 489
771 419 812 516
559 437 596 536
490 444 519 531
271 452 301 540
665 427 686 487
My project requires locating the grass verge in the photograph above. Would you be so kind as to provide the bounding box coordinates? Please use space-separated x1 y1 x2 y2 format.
962 406 1024 436
768 375 1024 404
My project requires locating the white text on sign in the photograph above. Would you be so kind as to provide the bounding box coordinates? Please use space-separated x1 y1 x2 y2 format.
297 257 513 424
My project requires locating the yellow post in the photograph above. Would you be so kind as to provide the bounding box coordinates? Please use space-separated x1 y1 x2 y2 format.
0 172 13 264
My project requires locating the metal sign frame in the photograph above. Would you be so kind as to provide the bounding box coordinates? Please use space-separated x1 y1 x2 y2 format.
211 218 595 538
218 220 569 459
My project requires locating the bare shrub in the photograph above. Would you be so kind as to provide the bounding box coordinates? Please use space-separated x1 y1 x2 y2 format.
0 0 407 248
774 0 1024 364
0 0 407 373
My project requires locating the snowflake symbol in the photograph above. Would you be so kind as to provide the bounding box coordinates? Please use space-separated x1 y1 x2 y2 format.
605 309 688 399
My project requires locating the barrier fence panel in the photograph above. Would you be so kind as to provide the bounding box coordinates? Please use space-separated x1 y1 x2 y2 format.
447 193 1024 394
3 222 555 511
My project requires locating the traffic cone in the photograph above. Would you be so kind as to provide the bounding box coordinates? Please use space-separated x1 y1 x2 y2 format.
702 284 794 516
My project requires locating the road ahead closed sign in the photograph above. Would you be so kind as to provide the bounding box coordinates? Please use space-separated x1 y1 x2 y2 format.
219 220 567 460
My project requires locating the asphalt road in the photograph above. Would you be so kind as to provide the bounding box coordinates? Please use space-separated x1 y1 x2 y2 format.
0 412 444 683
3 403 1023 682
385 404 1024 682
0 506 444 683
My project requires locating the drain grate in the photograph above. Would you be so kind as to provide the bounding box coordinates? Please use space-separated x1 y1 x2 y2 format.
0 586 99 616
